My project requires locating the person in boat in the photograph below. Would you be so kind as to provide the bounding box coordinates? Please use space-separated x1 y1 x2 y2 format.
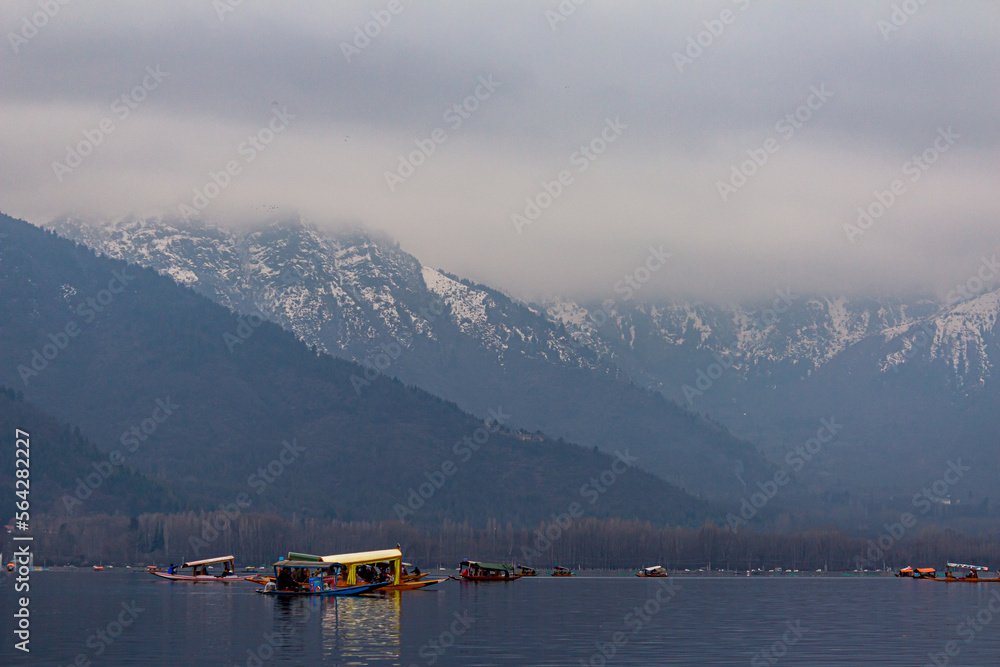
414 566 421 576
167 564 176 575
276 567 295 591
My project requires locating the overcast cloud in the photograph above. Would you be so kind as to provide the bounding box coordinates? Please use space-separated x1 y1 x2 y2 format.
2 0 997 303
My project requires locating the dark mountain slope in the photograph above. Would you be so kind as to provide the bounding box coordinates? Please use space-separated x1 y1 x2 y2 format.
0 213 710 527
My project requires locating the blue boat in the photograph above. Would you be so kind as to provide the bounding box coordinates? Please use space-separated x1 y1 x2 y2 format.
256 559 388 596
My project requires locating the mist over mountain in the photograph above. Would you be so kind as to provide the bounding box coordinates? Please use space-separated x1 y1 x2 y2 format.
48 215 1000 531
50 214 779 503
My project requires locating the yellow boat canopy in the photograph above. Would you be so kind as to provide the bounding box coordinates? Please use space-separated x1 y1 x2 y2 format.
183 555 235 568
915 568 936 574
320 548 402 585
320 549 402 565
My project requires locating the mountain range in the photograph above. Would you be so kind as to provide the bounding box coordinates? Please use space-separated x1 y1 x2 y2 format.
48 215 1000 526
0 212 713 528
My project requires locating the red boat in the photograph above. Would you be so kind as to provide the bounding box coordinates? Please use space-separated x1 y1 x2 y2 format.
459 559 520 581
150 555 250 582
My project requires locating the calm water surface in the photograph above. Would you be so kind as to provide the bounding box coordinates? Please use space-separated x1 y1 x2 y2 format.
3 571 1000 665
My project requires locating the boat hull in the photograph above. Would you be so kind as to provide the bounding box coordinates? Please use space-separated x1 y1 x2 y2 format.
151 572 250 582
380 578 448 591
257 582 387 596
459 574 521 582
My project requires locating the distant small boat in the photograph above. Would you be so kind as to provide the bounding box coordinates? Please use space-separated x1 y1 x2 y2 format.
637 565 669 577
550 565 575 577
145 565 160 573
459 559 520 581
151 556 250 582
515 564 539 577
93 565 104 571
896 567 937 579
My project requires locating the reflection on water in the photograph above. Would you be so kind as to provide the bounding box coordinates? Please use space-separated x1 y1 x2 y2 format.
261 592 402 664
10 573 1000 665
320 593 401 663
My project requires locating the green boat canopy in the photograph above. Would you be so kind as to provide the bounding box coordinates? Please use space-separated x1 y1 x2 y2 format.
462 561 513 571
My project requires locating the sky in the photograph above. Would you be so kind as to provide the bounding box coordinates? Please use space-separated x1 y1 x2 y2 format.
2 0 998 304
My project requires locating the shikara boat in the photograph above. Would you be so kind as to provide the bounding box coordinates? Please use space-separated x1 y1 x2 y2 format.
515 564 539 577
285 548 446 592
551 565 575 577
150 555 250 582
897 567 937 579
459 559 520 581
637 565 669 577
930 563 1000 583
258 560 387 596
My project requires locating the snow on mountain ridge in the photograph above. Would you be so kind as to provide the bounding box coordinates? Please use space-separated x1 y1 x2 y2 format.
49 215 1000 394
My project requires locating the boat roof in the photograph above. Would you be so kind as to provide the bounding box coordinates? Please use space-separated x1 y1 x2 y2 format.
320 549 402 565
915 568 936 573
274 560 340 569
461 560 513 571
948 563 989 570
553 565 571 570
643 565 666 572
182 556 235 567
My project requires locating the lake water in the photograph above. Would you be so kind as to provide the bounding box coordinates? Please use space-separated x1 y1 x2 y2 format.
4 571 1000 665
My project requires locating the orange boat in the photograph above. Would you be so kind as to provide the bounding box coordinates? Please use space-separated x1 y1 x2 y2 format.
897 567 937 579
929 563 1000 583
551 565 575 577
459 559 520 581
516 565 539 577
